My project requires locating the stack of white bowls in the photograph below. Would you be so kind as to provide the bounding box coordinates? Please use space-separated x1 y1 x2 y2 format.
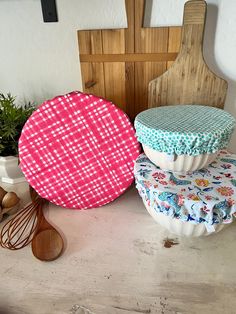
134 105 236 237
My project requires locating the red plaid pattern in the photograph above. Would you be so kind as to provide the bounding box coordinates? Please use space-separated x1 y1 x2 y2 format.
19 91 140 209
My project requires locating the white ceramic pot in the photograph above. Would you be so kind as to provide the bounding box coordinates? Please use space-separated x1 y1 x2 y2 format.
0 156 26 184
143 145 218 173
145 202 226 237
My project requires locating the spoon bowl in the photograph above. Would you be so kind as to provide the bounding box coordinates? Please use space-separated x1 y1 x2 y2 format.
31 206 64 261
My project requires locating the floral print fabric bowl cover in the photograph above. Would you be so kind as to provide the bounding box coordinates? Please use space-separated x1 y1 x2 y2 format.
135 105 236 156
19 91 140 209
134 151 236 231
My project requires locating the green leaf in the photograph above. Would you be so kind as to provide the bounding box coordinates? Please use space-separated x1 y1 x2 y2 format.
0 93 36 156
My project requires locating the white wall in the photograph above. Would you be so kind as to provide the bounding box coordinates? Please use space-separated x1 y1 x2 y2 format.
0 0 236 151
0 0 127 105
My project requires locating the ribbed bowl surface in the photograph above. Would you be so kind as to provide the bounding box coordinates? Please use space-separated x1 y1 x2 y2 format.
143 145 218 173
145 203 226 237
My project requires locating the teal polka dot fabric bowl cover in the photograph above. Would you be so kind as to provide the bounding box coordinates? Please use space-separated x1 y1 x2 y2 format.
135 105 236 156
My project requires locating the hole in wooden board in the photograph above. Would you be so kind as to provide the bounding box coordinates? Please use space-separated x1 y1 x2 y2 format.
143 0 187 27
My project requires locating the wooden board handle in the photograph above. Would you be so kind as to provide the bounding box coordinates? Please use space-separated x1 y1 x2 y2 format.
180 0 207 56
183 0 206 25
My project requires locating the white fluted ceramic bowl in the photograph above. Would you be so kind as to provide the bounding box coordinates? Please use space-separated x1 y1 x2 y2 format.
143 144 218 173
145 202 226 237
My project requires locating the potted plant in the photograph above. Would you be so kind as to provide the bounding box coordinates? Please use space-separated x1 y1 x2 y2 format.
0 93 35 183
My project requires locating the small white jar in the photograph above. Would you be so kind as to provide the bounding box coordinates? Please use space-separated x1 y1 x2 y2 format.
0 156 26 184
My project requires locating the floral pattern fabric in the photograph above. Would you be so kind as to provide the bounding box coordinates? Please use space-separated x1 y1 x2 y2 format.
135 105 236 156
134 150 236 228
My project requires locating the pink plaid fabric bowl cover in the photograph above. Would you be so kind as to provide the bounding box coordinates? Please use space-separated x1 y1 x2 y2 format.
19 91 140 209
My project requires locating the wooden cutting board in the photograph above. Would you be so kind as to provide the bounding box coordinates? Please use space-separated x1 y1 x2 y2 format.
77 0 181 120
148 0 228 109
78 0 227 120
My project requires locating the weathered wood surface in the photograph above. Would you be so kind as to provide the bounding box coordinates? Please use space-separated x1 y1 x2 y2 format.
148 0 228 109
1 183 236 314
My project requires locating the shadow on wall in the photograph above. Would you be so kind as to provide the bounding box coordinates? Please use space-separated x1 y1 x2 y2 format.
203 3 236 152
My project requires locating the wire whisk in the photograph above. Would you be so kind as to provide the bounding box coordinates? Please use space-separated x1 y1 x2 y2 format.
0 188 47 250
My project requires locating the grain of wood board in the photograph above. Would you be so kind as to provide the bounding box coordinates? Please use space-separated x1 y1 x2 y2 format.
167 27 182 69
102 30 126 112
78 0 227 118
148 0 228 109
78 0 181 119
78 30 106 98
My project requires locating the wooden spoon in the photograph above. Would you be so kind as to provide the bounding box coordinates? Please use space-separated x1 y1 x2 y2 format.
31 199 64 262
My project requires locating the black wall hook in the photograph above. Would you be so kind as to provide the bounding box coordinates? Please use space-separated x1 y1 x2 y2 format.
41 0 58 23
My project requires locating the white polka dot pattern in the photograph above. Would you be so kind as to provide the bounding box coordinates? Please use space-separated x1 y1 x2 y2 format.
135 105 236 156
19 91 141 209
